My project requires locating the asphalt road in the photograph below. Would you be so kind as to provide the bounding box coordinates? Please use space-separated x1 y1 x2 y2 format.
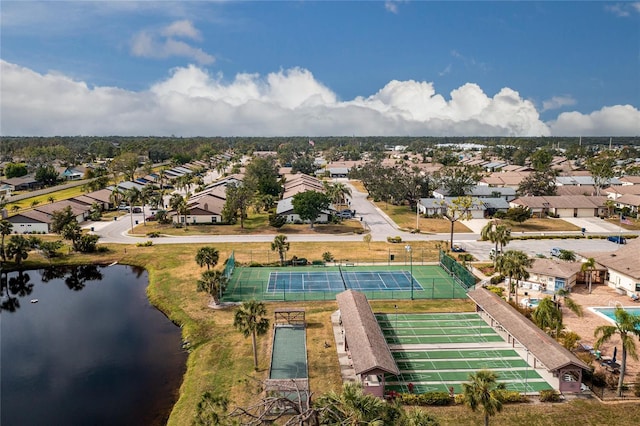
84 180 638 261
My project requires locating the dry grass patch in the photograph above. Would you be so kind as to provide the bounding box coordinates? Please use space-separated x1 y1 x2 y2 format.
507 218 580 232
374 201 471 233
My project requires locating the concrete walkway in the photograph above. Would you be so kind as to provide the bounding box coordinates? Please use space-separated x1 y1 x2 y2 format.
330 310 357 383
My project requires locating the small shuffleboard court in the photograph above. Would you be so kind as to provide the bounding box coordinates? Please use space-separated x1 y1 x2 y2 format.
266 270 424 293
377 312 554 395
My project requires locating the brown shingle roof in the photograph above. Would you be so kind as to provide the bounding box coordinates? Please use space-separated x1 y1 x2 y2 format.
336 290 399 376
527 259 583 279
467 288 589 372
582 237 640 280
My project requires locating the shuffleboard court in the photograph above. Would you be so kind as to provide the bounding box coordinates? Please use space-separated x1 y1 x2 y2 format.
378 313 554 395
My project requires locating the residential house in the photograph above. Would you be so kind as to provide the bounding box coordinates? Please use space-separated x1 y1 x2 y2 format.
433 185 516 201
582 238 640 297
418 197 497 219
522 259 583 293
478 171 531 189
509 196 608 218
614 194 640 217
602 184 640 200
175 194 225 225
0 175 42 191
276 196 331 224
6 210 52 234
34 199 91 223
619 176 640 186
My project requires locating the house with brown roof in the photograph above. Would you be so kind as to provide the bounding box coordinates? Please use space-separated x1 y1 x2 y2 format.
581 237 640 297
509 195 607 218
467 288 590 393
175 194 225 225
522 259 584 293
336 290 399 397
6 209 53 234
614 194 640 217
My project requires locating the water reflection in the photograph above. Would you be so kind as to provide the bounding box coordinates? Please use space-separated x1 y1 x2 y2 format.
0 264 186 426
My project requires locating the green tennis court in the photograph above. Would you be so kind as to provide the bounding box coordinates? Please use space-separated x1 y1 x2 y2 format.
222 265 467 302
377 313 554 394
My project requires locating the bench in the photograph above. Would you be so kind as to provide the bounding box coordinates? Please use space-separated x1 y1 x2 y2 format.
344 262 355 267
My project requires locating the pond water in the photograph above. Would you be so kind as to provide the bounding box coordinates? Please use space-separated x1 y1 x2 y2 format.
1 265 187 426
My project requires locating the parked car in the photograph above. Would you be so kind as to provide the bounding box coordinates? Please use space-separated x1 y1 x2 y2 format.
607 235 626 244
452 243 466 252
337 210 354 219
550 247 562 257
132 207 142 214
145 215 157 221
118 205 130 211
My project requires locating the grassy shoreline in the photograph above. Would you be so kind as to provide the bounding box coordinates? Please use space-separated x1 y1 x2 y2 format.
8 241 640 425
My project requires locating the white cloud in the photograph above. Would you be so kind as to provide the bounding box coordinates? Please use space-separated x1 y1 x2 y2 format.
542 95 577 112
161 20 202 40
2 60 638 137
385 1 399 14
548 105 640 136
605 2 640 17
130 20 214 64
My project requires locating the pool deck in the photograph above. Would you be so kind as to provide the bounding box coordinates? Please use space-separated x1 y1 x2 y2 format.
517 283 640 380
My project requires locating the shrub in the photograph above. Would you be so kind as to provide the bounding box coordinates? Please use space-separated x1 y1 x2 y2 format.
396 391 452 406
146 232 160 238
486 285 504 297
458 253 474 262
490 275 505 285
136 240 153 247
322 252 333 262
539 390 561 402
387 236 403 243
633 381 640 397
454 394 465 405
496 390 527 403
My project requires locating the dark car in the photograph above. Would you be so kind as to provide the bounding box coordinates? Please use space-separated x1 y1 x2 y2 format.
607 235 626 244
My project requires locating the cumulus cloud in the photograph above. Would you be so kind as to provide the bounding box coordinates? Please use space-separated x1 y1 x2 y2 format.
130 20 214 64
542 95 577 112
1 60 638 137
548 105 640 136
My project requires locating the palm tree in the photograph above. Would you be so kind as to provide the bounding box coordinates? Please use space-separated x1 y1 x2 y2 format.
140 185 155 226
481 221 511 266
6 235 32 265
315 382 388 425
195 246 220 270
0 219 13 262
109 187 123 209
124 187 141 232
47 195 55 204
581 257 596 294
233 300 270 370
554 288 583 320
197 270 228 305
10 205 20 214
169 193 187 225
323 181 352 208
594 307 640 397
495 250 532 304
271 234 290 266
532 297 564 336
462 370 504 426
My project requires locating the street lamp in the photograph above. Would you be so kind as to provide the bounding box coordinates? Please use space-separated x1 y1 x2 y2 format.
405 244 414 300
394 304 398 329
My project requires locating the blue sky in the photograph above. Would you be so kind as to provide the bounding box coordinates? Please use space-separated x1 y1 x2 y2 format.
1 1 639 137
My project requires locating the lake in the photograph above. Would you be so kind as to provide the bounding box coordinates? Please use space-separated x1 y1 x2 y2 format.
1 264 187 426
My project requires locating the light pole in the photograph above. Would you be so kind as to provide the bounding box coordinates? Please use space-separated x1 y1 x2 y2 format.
394 304 398 329
405 244 414 300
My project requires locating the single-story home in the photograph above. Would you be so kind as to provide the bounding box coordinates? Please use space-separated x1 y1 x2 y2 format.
174 194 225 225
34 199 91 223
6 210 52 234
418 197 508 219
276 196 332 224
509 196 608 218
433 185 516 201
0 175 42 191
614 194 640 216
581 237 640 297
328 167 350 178
521 259 583 293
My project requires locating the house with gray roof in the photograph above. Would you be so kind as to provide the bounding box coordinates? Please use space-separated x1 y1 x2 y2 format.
509 195 608 218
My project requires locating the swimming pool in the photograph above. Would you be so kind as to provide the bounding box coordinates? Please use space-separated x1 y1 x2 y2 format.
520 298 540 308
590 306 640 325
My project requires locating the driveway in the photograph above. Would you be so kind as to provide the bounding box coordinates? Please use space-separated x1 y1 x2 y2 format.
560 217 623 234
